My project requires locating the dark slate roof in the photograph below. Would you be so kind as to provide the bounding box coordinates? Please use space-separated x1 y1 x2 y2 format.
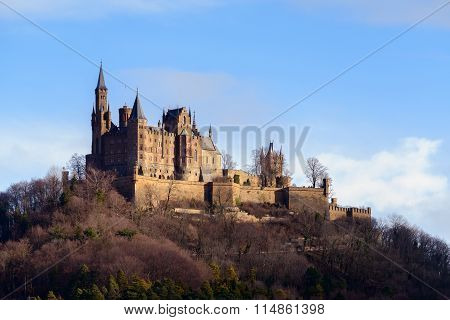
130 93 147 120
96 64 107 90
166 107 184 118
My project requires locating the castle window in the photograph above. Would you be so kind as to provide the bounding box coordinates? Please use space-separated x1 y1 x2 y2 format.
212 157 215 164
194 150 197 162
183 116 186 125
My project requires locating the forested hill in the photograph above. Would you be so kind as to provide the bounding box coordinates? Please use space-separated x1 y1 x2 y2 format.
0 168 449 300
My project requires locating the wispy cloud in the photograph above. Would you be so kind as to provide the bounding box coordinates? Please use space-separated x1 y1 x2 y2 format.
0 119 88 190
311 137 449 239
121 68 273 125
289 0 450 28
0 0 224 19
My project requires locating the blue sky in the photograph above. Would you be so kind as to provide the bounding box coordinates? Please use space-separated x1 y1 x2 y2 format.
0 0 449 240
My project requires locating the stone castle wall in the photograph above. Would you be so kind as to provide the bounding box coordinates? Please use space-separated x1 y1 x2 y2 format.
328 205 371 220
284 187 329 215
114 175 371 222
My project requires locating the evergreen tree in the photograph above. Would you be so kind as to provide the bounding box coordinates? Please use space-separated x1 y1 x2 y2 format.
200 281 214 299
107 274 120 300
117 269 128 293
302 267 324 299
91 284 105 300
47 291 58 300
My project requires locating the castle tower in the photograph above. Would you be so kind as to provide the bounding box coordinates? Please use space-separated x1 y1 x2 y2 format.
128 90 147 175
119 104 132 128
91 63 111 155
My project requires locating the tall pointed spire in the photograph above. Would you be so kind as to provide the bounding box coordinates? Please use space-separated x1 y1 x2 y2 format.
96 62 107 90
130 89 147 120
208 124 212 138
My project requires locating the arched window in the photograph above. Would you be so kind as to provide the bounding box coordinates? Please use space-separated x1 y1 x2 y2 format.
194 149 197 162
183 116 186 125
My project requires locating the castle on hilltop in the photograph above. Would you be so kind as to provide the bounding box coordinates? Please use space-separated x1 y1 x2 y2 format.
86 64 222 183
85 65 371 221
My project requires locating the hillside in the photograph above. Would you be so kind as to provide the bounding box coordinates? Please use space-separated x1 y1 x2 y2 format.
0 168 448 300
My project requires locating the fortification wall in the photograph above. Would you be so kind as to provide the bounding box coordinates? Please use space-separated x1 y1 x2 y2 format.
134 176 206 206
285 187 328 215
328 205 348 220
239 186 279 204
210 182 240 206
328 205 371 221
114 176 135 200
349 207 371 220
127 176 370 222
223 169 260 186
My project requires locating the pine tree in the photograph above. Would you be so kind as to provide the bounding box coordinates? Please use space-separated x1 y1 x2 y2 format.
47 291 58 300
107 274 120 300
302 267 324 299
226 265 239 282
200 281 214 299
210 263 221 282
91 284 105 300
117 269 128 293
78 264 90 287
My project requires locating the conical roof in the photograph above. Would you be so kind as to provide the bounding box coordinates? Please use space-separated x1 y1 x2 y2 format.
96 63 107 90
130 91 146 120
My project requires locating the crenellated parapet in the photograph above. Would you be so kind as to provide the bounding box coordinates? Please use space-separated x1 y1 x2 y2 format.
328 204 371 221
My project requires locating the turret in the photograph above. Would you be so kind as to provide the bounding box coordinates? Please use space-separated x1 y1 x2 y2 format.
128 90 147 175
95 62 108 115
119 104 131 128
323 178 331 198
129 89 147 123
192 111 197 130
91 63 111 155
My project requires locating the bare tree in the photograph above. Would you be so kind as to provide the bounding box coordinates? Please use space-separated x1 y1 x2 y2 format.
305 157 328 188
249 146 289 187
85 167 116 201
221 151 237 170
68 153 86 180
248 147 263 176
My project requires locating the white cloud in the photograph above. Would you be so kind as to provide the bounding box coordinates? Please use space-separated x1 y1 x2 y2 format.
310 138 449 239
289 0 450 28
0 119 88 190
0 0 224 19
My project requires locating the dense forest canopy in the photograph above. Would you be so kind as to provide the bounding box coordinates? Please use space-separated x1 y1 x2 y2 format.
0 163 448 300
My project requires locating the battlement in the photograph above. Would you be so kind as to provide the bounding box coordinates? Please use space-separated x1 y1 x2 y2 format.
328 205 371 221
